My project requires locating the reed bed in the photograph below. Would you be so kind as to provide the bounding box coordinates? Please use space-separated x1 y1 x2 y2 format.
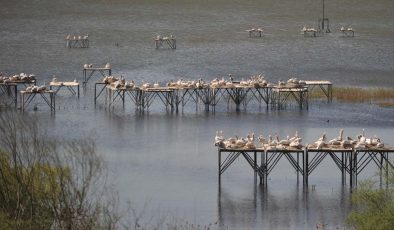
310 87 394 105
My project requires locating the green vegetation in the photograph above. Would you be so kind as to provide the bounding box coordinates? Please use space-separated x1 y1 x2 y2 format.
310 87 394 105
0 112 119 229
347 170 394 230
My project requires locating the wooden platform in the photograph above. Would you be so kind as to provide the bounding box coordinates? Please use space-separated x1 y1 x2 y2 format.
50 81 80 97
246 28 263 37
341 28 354 37
305 80 332 102
65 35 89 48
302 28 317 37
155 36 176 49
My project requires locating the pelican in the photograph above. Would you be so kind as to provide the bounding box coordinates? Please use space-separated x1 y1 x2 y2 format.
315 132 326 149
290 139 302 149
371 135 381 146
258 134 267 145
279 135 291 146
317 132 326 142
105 63 111 69
289 131 299 142
154 82 160 88
214 130 225 146
341 139 351 148
347 136 358 145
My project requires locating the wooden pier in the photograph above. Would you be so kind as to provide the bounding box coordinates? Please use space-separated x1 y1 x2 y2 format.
50 81 80 98
155 35 176 49
20 90 56 112
65 35 89 48
96 82 318 112
217 145 394 188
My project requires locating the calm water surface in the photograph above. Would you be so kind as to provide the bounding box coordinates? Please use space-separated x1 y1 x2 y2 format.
1 0 394 228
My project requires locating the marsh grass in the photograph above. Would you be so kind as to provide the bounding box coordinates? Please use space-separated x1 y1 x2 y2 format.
310 87 394 106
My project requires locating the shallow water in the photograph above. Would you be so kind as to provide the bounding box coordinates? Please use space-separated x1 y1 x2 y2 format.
1 0 394 228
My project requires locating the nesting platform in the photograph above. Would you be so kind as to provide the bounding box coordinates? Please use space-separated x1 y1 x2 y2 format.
65 35 89 48
302 27 318 37
20 90 56 112
217 145 394 188
155 35 176 49
246 28 263 37
50 81 80 98
305 80 332 102
83 67 111 86
341 27 355 37
96 83 316 112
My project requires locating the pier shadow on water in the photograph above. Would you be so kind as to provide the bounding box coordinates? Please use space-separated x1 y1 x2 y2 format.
217 181 352 230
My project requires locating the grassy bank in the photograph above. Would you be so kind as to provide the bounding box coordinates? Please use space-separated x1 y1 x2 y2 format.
310 87 394 105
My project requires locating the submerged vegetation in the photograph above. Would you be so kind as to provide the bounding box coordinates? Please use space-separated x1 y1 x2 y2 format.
311 87 394 105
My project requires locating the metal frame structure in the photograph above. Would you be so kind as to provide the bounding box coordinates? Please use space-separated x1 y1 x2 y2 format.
20 90 56 112
95 81 333 112
155 37 176 49
218 148 263 184
217 146 394 189
65 37 89 48
352 149 394 189
261 148 305 185
273 87 309 109
83 67 112 86
0 83 18 107
305 80 332 102
305 147 353 186
341 29 355 37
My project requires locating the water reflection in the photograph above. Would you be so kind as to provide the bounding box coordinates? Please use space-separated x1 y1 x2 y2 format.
218 182 352 229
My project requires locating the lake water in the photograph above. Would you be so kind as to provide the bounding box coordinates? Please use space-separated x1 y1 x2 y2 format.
1 0 394 228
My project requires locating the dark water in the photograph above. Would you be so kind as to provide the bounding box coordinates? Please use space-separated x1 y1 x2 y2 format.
1 0 394 228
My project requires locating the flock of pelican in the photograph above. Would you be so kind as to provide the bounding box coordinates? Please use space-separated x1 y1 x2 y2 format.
340 26 354 32
312 129 385 150
215 129 386 150
302 26 355 34
101 74 308 91
24 85 47 93
0 73 36 84
84 63 111 69
66 34 89 40
214 130 303 150
301 26 318 33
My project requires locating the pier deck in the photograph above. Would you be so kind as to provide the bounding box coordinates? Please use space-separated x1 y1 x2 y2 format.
50 81 80 97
